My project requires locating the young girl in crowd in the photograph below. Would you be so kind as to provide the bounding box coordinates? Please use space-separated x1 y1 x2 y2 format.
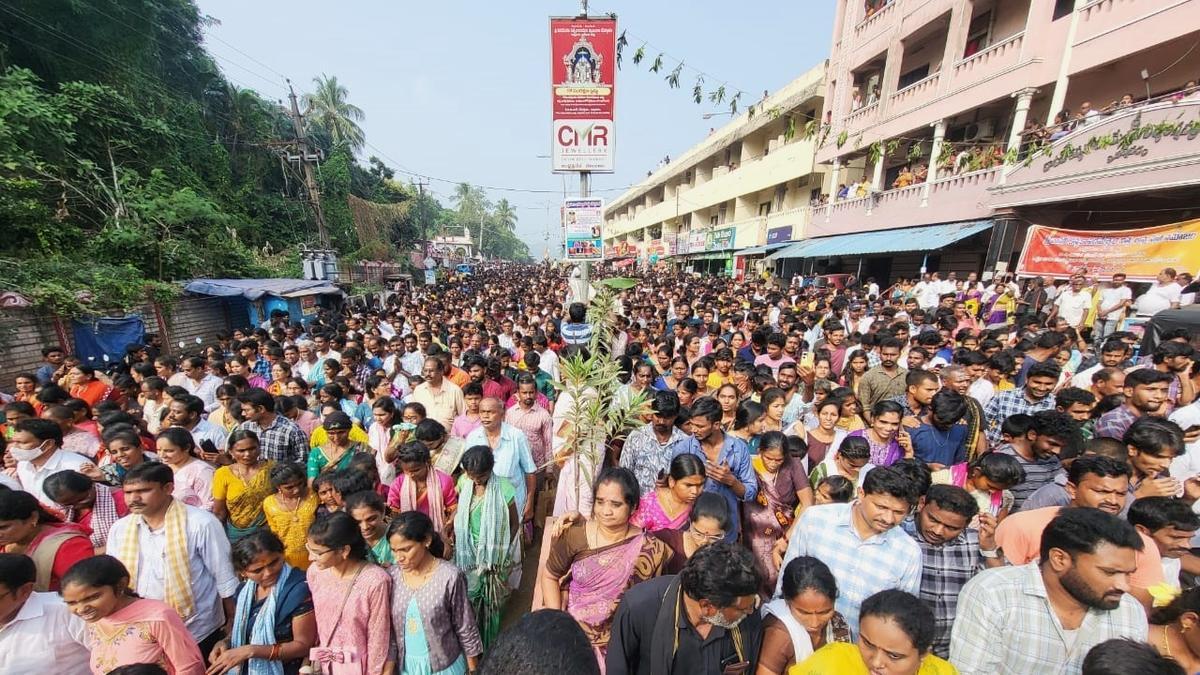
154 428 215 512
809 435 875 490
262 462 319 571
61 555 205 675
345 490 394 565
932 451 1024 525
387 511 484 675
630 453 706 533
813 475 856 505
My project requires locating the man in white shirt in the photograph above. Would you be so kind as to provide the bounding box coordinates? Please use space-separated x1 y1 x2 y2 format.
1093 273 1133 345
107 462 239 649
1047 275 1093 331
293 339 319 381
0 554 90 675
10 418 89 509
165 394 228 455
179 355 222 411
1137 268 1183 316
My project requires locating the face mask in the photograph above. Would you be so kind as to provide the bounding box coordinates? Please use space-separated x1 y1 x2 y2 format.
9 443 47 462
705 608 747 630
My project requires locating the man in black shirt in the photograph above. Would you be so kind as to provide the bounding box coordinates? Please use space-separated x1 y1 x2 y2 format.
606 542 762 675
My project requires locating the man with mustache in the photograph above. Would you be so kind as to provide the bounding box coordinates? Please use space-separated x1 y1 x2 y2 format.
951 507 1148 674
105 462 239 654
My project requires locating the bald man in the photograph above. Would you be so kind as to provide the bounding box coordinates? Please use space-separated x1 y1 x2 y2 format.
465 397 538 525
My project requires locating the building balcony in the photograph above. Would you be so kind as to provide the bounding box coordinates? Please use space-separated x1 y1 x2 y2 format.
950 31 1025 88
845 101 881 130
889 73 941 117
1073 0 1200 73
816 166 1001 236
992 98 1200 208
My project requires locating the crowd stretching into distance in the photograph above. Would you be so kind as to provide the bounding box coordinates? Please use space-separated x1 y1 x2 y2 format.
2 261 1199 675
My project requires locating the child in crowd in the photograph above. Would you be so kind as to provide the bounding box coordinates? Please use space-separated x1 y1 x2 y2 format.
932 452 1024 525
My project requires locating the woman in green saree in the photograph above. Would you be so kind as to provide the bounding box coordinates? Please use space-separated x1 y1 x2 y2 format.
306 411 367 486
452 445 519 649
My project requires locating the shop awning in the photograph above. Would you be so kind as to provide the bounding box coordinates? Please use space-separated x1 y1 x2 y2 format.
766 219 994 261
736 243 789 257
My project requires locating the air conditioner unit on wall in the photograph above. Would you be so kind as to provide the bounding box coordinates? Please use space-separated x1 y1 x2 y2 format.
963 119 997 142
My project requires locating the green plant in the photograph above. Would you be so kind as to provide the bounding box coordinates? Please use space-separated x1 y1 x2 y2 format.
552 277 648 509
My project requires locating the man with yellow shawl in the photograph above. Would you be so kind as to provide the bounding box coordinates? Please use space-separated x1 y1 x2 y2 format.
106 462 241 653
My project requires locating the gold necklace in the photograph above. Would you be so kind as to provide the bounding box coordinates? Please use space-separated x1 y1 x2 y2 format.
1161 625 1174 659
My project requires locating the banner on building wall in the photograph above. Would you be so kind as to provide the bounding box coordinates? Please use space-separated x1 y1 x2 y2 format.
550 16 616 172
706 227 737 251
1016 220 1200 282
562 197 605 261
687 231 707 254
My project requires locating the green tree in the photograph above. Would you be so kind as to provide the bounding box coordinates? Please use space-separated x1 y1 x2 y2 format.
302 74 366 153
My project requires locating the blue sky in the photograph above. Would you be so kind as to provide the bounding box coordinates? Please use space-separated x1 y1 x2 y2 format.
195 1 836 256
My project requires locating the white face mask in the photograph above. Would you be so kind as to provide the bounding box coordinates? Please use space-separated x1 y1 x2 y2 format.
9 442 48 462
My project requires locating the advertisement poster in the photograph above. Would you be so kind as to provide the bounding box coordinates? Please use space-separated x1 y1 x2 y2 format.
706 227 737 251
766 226 793 245
1016 219 1200 281
550 17 616 172
563 197 604 261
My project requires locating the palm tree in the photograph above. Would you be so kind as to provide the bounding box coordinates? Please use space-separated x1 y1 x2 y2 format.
302 74 366 152
493 198 517 233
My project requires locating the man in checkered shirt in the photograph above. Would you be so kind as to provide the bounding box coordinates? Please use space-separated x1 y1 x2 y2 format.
983 359 1060 446
775 466 921 637
950 508 1147 674
902 484 1003 658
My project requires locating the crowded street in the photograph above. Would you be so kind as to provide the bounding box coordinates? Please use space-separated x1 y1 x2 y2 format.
2 1 1200 675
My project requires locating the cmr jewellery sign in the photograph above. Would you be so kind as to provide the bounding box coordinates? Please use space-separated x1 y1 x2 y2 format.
550 16 616 172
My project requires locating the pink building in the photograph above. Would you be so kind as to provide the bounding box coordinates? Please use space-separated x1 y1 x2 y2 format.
775 0 1200 283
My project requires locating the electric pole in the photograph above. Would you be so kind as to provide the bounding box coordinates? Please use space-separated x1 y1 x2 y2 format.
286 80 330 248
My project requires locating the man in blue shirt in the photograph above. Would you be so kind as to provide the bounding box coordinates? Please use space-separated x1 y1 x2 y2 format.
673 397 757 542
35 346 64 385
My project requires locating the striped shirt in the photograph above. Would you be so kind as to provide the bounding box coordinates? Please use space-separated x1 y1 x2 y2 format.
775 502 921 636
902 518 982 658
994 443 1061 511
983 389 1056 446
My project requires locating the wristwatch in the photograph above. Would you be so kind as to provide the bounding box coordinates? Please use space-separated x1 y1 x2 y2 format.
979 548 999 558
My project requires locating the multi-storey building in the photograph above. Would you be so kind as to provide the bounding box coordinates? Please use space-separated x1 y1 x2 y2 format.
602 63 827 278
776 0 1200 283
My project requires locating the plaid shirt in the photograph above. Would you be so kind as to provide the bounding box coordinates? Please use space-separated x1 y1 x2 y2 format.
620 423 699 495
777 502 921 636
902 518 982 658
983 389 1056 446
240 414 308 463
1094 405 1140 440
950 562 1147 674
251 358 271 380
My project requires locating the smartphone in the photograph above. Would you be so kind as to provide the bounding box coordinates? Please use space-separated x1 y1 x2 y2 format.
199 439 219 461
800 351 815 369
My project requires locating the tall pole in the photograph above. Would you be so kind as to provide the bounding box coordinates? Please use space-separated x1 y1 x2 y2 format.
286 80 330 248
580 171 590 289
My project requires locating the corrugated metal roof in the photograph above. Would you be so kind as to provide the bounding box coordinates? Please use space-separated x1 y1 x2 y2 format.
183 278 343 301
767 220 994 260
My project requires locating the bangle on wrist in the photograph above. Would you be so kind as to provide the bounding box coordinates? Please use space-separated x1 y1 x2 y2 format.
269 643 282 661
979 548 999 559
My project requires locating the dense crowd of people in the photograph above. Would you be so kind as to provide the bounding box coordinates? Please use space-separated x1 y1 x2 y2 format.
0 260 1198 675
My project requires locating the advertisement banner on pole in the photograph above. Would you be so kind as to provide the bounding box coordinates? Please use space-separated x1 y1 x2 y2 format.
1016 219 1200 282
563 197 604 261
550 16 616 173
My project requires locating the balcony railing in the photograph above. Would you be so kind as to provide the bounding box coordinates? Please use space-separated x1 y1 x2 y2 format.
890 72 940 111
929 166 1002 197
845 101 880 129
952 31 1025 79
855 0 898 36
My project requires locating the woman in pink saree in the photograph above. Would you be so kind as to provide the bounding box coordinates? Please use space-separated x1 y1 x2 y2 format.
539 468 671 671
629 453 706 533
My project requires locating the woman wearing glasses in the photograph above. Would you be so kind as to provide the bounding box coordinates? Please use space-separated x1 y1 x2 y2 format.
305 512 394 675
651 492 731 574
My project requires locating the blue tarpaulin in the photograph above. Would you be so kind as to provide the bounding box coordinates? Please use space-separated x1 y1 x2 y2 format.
72 315 145 366
766 219 994 260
